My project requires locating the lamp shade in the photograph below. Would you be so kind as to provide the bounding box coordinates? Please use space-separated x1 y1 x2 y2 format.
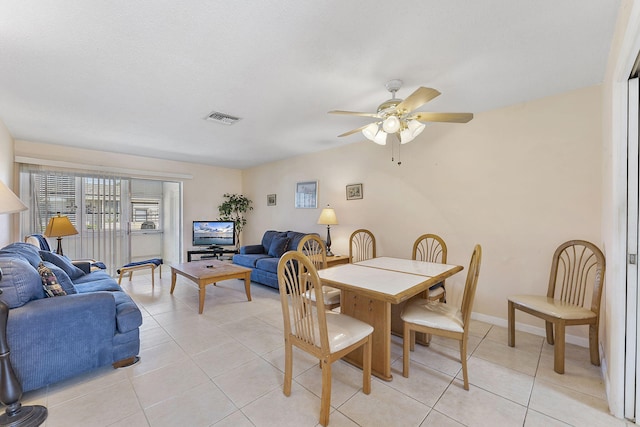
0 180 27 215
382 115 401 133
400 128 415 144
44 214 78 238
317 206 338 225
362 123 379 141
373 130 387 145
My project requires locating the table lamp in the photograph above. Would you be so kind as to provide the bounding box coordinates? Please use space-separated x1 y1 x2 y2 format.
0 180 48 426
317 205 338 257
44 213 78 256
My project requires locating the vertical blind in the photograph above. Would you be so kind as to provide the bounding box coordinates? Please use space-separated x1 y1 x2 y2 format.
19 166 130 275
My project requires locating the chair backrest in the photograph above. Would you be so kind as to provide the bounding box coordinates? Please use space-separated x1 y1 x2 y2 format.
297 234 327 271
548 240 606 314
349 229 376 263
460 244 482 328
24 234 52 252
278 251 329 352
412 234 447 263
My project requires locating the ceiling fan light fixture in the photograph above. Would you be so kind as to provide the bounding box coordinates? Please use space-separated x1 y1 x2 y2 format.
373 130 388 145
407 119 426 137
362 122 380 141
400 128 415 144
382 115 401 133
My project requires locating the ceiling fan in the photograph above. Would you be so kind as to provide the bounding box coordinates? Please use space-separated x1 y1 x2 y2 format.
329 79 473 145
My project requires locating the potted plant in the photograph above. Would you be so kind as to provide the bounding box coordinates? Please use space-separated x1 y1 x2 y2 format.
217 193 253 249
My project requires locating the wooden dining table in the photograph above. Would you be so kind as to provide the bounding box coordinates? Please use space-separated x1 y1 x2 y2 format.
317 257 463 381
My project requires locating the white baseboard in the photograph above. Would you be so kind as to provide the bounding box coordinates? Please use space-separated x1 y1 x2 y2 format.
471 312 590 348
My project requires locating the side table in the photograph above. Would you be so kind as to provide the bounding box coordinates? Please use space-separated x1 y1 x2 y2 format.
326 254 350 267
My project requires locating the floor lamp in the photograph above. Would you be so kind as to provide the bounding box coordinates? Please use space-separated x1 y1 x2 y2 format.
0 180 48 426
317 205 338 257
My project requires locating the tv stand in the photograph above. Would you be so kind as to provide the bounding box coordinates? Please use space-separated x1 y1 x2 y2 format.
208 245 223 250
187 248 238 262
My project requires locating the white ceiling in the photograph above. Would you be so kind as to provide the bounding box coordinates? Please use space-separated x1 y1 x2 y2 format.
0 1 621 169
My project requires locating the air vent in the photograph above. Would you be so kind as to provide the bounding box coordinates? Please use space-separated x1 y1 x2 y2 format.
205 111 241 125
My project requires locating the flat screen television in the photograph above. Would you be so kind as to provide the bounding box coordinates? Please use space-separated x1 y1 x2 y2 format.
192 220 236 248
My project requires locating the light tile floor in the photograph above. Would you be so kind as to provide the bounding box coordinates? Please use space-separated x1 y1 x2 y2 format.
22 273 630 427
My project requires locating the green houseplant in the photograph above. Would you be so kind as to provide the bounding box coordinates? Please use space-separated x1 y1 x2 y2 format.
217 193 253 249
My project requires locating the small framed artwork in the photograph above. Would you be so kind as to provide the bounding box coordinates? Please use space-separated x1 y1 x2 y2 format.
267 194 277 206
346 183 363 200
295 181 318 208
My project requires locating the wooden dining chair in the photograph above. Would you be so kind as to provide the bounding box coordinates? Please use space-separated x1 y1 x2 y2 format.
401 244 482 390
412 233 448 302
349 229 376 263
508 240 606 374
277 251 373 426
297 234 341 310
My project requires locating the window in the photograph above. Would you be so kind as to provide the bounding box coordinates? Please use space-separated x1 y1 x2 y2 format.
131 200 160 231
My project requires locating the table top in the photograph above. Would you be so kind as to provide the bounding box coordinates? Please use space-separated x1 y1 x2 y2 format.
355 256 461 277
317 258 463 304
171 259 251 280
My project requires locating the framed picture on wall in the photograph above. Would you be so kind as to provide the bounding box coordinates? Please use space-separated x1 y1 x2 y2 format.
346 183 363 200
267 194 277 206
295 181 318 208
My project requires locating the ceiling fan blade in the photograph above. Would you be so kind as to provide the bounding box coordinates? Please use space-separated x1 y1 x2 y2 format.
410 112 474 123
337 123 378 137
328 110 380 118
395 87 441 114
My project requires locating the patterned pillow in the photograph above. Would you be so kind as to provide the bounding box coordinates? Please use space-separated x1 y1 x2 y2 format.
37 262 67 297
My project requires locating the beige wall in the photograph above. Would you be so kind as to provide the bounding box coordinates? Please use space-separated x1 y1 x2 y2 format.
0 119 17 247
14 140 242 258
243 85 602 339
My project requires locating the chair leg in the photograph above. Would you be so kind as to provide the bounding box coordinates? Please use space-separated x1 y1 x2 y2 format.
460 337 469 390
117 271 125 285
409 330 416 352
545 321 555 345
589 324 600 366
151 266 155 287
283 340 293 396
554 321 565 374
362 336 371 394
508 301 515 347
320 358 332 427
128 271 133 282
403 323 411 377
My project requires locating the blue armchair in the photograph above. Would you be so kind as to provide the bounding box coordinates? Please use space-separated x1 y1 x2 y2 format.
0 242 142 392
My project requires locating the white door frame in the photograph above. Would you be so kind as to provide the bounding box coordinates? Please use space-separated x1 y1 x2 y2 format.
626 77 639 420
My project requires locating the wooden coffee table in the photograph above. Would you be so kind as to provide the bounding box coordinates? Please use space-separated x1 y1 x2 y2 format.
170 260 252 314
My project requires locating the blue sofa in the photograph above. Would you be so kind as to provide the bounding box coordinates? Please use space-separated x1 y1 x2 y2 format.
233 230 315 289
0 242 142 392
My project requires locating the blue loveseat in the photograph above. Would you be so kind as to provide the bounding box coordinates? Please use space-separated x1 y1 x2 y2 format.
0 242 142 392
233 230 316 289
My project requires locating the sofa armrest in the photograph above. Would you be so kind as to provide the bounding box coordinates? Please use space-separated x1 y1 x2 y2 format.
240 244 265 255
6 292 119 390
7 292 117 358
72 261 91 275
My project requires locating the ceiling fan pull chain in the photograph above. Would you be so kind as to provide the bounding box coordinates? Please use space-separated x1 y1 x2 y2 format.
391 138 395 163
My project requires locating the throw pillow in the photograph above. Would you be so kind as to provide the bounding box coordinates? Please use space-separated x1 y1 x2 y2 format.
42 261 77 295
268 235 290 258
39 251 86 279
37 262 67 297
